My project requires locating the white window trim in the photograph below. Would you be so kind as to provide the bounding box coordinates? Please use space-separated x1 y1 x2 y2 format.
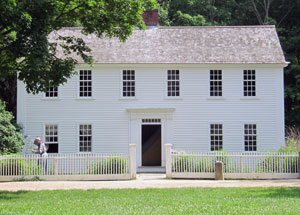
208 69 223 98
76 69 94 100
241 69 259 99
120 69 137 100
77 122 93 153
208 122 224 152
165 69 182 100
243 122 258 152
42 122 60 153
206 97 226 101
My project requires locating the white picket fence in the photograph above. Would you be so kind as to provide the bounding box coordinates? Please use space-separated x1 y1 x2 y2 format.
165 144 300 179
0 145 137 181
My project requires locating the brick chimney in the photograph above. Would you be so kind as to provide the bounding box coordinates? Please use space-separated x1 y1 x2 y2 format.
142 9 158 27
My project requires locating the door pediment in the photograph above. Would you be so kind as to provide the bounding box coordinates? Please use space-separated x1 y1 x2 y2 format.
126 106 175 113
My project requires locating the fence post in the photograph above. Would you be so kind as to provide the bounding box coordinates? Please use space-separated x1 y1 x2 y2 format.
53 157 58 175
215 161 224 180
129 144 136 179
165 144 172 179
298 152 300 178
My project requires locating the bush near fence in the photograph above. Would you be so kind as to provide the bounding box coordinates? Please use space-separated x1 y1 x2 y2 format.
171 150 299 176
0 154 129 177
257 153 298 173
172 152 213 173
88 155 128 174
0 154 43 175
172 151 234 173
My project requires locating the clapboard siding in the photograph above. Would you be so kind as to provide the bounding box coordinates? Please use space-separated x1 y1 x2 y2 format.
18 64 285 155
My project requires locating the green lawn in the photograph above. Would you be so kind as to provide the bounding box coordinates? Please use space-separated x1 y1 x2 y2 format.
0 187 299 215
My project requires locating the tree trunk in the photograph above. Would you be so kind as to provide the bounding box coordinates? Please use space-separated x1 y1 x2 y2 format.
0 74 17 120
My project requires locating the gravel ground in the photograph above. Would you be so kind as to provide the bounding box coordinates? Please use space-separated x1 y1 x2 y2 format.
0 174 299 191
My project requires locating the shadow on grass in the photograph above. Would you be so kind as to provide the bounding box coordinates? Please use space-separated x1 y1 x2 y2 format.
246 187 300 199
0 191 28 200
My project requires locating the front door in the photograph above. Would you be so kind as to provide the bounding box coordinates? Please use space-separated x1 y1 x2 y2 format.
142 125 161 166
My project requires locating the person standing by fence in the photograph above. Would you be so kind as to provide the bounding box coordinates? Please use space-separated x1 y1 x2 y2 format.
32 137 48 174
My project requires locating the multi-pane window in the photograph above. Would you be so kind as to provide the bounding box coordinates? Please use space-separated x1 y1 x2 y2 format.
79 124 92 152
122 70 135 97
167 70 180 97
244 124 257 151
243 70 256 96
45 87 58 97
79 70 92 97
210 70 222 96
210 124 223 151
45 124 58 153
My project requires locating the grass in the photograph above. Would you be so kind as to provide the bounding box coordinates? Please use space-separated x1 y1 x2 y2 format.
0 187 299 215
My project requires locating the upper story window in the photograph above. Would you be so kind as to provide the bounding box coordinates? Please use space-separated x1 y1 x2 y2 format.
79 70 92 97
45 124 58 153
210 70 222 97
243 70 256 96
122 70 135 97
167 70 180 97
79 124 92 152
244 124 257 151
210 124 223 151
45 87 58 98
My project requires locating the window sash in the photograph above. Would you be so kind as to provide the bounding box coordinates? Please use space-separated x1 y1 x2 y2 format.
210 70 222 97
45 124 58 144
79 70 92 97
244 124 257 151
167 70 180 97
210 124 223 151
122 70 135 97
45 87 58 97
243 70 256 97
79 124 92 152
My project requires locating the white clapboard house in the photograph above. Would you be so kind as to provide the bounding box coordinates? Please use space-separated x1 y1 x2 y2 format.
17 10 287 169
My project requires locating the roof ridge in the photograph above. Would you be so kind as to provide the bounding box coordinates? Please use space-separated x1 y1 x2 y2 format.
158 25 275 29
60 25 275 31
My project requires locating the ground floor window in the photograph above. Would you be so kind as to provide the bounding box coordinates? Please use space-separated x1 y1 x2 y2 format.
210 124 223 151
45 124 58 153
244 124 257 151
79 124 92 152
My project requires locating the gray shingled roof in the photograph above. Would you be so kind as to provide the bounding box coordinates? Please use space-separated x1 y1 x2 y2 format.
51 26 286 64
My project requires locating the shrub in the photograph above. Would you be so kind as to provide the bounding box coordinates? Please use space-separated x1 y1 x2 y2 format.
257 133 299 173
88 155 128 174
0 100 24 154
172 153 213 173
285 126 300 151
281 138 299 153
257 152 298 173
0 154 44 176
172 150 236 173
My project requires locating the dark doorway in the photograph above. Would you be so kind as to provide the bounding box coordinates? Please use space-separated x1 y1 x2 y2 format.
142 125 161 166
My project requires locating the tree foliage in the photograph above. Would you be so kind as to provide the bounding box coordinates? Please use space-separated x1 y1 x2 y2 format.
0 0 156 94
0 100 24 154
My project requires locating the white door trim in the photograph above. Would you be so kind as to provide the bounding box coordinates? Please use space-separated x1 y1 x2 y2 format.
129 111 174 167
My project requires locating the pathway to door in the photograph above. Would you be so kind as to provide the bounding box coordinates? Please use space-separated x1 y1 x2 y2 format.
0 175 299 191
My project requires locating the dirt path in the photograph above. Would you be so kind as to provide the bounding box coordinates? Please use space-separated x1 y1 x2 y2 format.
0 174 299 191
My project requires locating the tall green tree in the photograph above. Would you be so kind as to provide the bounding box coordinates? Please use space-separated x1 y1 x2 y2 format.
158 0 237 26
0 0 156 94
